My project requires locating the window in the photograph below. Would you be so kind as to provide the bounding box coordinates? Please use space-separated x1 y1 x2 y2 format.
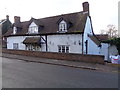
13 43 19 49
58 46 61 52
26 44 40 51
29 26 38 34
66 46 69 53
13 27 17 34
26 45 33 51
59 20 67 32
62 46 65 53
58 45 69 53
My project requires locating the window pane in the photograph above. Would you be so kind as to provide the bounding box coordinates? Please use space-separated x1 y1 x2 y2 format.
13 43 18 49
66 46 69 53
63 24 66 30
29 26 38 34
62 46 65 53
58 46 61 52
59 22 67 32
58 45 69 53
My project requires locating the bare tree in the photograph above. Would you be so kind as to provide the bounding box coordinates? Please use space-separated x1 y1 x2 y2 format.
100 24 118 38
100 29 106 34
107 24 118 38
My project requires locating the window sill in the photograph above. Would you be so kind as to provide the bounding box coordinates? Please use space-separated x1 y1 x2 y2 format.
57 31 67 33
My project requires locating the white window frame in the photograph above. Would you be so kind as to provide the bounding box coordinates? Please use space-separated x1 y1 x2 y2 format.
26 44 40 51
58 45 69 53
13 43 19 49
29 26 38 34
13 27 17 34
59 20 67 32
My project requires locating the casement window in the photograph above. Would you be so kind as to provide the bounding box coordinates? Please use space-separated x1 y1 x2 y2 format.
28 26 38 34
58 45 69 53
59 20 67 32
13 27 17 34
13 43 19 49
26 45 40 51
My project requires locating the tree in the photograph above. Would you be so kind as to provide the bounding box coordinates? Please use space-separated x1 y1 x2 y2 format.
100 24 118 39
107 24 118 38
100 29 106 34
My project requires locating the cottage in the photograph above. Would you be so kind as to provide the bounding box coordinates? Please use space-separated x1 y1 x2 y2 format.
0 15 12 48
4 2 111 60
96 34 118 61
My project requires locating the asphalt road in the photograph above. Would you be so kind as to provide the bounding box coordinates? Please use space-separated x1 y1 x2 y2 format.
2 57 118 88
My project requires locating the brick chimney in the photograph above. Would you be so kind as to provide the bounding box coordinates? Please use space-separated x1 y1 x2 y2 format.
14 16 20 23
82 2 89 15
6 15 9 20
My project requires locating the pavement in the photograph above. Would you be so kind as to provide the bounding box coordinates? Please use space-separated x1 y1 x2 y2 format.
1 53 119 73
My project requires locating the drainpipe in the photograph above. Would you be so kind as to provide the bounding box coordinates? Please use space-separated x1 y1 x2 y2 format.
85 40 88 54
82 34 84 54
45 35 48 52
108 44 110 62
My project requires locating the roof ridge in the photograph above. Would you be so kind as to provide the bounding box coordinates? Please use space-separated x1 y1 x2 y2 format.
37 11 83 20
20 11 83 23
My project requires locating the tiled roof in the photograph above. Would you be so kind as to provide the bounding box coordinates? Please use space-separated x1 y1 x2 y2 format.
0 19 6 24
88 35 101 46
96 34 109 41
23 37 40 44
4 11 88 36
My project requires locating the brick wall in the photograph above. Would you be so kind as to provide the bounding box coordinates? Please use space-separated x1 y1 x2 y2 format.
2 49 104 64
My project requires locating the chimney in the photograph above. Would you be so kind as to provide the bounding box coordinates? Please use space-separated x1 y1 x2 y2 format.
14 16 20 23
82 2 89 15
6 15 9 20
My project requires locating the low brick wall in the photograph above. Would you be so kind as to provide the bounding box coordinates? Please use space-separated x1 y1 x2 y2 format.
2 49 104 64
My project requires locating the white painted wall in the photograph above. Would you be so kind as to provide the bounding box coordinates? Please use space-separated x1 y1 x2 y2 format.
83 16 93 54
87 37 100 55
7 34 82 54
7 36 46 51
47 34 83 53
7 36 26 50
99 43 109 61
99 44 118 61
40 36 46 51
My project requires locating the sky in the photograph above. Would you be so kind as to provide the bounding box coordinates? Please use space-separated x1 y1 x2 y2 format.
0 0 119 34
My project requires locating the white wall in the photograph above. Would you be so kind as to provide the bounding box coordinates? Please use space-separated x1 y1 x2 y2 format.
7 36 26 50
83 16 93 54
99 43 109 61
7 34 83 54
7 36 46 51
47 34 83 53
40 36 46 51
87 37 100 55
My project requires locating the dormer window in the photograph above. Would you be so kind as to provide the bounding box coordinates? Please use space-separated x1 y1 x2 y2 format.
13 27 17 34
59 20 67 32
28 22 38 34
29 26 38 34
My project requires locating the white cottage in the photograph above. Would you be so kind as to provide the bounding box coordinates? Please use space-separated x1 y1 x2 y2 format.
4 2 112 60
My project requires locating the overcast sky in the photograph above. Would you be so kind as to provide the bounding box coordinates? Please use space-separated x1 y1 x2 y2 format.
0 0 119 34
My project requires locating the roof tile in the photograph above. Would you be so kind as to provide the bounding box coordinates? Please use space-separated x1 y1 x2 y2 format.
4 12 88 36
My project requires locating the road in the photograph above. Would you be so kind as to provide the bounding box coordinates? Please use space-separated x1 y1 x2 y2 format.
2 57 118 88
